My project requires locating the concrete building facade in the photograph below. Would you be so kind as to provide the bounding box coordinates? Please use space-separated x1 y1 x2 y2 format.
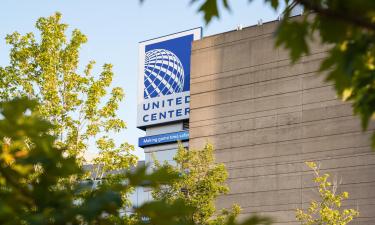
189 20 375 224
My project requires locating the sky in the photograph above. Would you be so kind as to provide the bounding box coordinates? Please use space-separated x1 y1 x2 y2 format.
0 0 283 160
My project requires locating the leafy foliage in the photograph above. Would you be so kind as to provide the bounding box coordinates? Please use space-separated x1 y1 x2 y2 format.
0 12 136 164
152 143 271 225
0 97 194 225
188 0 375 148
0 97 272 225
190 0 230 24
1 12 272 225
296 162 359 225
0 98 121 224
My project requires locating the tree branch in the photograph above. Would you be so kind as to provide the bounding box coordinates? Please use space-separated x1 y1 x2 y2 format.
294 0 375 31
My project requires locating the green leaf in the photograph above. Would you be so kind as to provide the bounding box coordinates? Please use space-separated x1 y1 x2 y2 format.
198 0 220 24
276 19 310 62
265 0 279 9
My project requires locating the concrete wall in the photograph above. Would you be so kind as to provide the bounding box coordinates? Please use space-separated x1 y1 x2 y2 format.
189 20 375 225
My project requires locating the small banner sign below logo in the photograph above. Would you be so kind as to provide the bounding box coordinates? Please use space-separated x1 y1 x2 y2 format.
138 131 189 147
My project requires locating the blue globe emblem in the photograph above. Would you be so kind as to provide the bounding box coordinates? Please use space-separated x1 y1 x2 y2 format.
144 49 185 99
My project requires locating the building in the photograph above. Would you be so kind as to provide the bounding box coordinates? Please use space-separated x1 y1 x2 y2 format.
137 19 375 224
188 20 375 224
83 161 151 215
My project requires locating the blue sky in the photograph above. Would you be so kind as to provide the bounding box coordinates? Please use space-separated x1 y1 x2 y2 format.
0 0 282 160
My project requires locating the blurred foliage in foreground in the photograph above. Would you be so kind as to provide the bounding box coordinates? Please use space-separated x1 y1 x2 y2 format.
0 98 272 225
186 0 375 148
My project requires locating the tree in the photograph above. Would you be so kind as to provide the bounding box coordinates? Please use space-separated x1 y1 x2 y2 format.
186 0 375 148
152 144 261 225
0 97 193 225
0 98 272 225
0 12 137 165
296 162 359 225
0 98 122 225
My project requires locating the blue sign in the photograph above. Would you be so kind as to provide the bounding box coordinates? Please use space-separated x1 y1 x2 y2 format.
144 34 193 99
138 131 189 147
137 28 202 128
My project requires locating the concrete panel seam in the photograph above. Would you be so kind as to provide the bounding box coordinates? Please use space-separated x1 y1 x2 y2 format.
191 50 327 80
227 161 375 180
191 115 359 139
190 129 375 151
190 104 347 134
190 99 350 128
189 94 338 124
223 180 375 196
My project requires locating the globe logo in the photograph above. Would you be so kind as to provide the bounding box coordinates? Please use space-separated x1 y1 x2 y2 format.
144 49 185 99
